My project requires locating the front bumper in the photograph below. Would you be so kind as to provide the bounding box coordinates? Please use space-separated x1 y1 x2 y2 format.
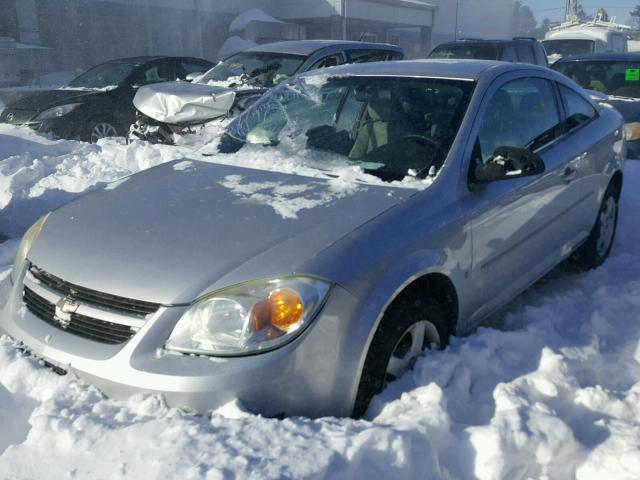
0 265 361 417
1 108 83 139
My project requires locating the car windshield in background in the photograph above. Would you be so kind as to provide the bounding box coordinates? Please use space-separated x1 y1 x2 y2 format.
68 62 138 88
220 76 475 182
554 61 640 98
198 52 307 88
542 39 595 57
429 44 499 60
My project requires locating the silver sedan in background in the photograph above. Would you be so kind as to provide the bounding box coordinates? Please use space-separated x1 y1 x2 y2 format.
0 60 625 418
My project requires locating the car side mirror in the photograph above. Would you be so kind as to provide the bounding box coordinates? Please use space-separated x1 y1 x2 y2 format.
185 72 203 82
474 146 545 184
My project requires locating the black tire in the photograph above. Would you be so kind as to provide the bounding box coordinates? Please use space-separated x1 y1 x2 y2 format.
353 295 449 418
570 182 620 271
84 117 121 143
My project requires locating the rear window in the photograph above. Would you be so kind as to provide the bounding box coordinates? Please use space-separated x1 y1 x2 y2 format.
430 44 499 61
542 39 595 57
346 49 396 63
553 60 640 98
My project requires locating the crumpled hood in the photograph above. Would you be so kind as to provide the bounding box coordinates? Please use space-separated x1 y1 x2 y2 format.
7 89 98 112
27 160 414 305
133 81 236 124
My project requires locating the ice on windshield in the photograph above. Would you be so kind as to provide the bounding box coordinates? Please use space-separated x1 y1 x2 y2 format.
198 52 307 88
219 75 475 182
555 61 640 98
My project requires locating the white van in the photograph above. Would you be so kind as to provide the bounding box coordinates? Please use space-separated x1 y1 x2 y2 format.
0 37 19 87
543 19 629 64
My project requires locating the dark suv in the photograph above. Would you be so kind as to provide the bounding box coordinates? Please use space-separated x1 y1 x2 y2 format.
429 38 548 67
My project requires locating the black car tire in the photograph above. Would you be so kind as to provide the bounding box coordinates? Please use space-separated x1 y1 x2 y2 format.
570 182 620 270
85 117 121 143
353 295 449 418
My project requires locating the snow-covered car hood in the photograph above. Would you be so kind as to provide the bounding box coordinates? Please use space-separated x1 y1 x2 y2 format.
133 81 236 124
27 160 414 305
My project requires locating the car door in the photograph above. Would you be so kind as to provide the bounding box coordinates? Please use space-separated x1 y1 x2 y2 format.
554 82 608 233
465 73 585 321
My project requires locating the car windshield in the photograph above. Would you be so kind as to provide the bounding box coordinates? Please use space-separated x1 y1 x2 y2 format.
219 75 475 182
68 62 138 88
198 52 307 88
542 39 595 57
554 60 640 98
429 44 499 60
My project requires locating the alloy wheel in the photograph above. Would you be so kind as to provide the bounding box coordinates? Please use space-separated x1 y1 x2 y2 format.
90 122 118 143
385 320 440 382
596 196 617 257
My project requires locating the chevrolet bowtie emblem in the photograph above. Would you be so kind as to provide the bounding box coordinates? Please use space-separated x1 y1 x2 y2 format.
54 296 79 329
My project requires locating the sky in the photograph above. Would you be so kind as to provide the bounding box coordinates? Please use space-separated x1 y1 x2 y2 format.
520 0 637 24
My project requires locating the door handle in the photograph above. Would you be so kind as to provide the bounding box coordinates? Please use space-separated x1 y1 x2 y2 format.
562 166 577 183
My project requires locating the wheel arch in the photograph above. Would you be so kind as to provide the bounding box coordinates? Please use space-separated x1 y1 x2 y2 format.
609 169 623 198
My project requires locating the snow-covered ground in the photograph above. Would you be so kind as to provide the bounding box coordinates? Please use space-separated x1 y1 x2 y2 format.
0 124 639 479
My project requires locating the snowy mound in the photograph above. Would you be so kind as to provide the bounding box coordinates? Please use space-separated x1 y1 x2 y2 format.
0 124 640 478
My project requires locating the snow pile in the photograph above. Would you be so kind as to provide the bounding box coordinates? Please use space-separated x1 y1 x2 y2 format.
229 8 284 32
0 126 639 479
0 124 193 237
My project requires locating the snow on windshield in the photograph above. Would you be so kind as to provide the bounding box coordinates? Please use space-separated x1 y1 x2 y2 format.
221 74 475 183
198 51 306 88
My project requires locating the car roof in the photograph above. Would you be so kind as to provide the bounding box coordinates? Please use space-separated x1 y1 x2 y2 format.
435 38 537 47
298 58 532 81
553 53 640 63
245 40 402 56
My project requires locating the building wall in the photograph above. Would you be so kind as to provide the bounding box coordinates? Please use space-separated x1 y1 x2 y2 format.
5 0 438 79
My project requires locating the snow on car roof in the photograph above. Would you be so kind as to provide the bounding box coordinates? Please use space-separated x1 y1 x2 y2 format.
298 58 524 82
246 40 402 56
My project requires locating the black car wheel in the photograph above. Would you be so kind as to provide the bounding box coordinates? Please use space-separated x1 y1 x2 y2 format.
353 295 448 418
571 182 620 270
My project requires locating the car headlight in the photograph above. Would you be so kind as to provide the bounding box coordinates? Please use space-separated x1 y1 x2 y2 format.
165 276 331 356
10 213 50 284
624 122 640 142
34 103 82 121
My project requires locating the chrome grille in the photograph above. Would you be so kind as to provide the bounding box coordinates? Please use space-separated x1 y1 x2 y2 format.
23 286 138 345
29 264 160 317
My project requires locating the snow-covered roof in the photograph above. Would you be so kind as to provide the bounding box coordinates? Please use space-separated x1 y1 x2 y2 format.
545 26 624 43
229 8 284 32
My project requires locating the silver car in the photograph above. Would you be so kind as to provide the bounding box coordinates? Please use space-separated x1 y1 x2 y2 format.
0 60 625 418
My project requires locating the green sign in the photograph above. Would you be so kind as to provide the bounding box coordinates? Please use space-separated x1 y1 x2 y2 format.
626 68 640 81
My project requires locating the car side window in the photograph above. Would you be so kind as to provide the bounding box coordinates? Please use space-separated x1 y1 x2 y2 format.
133 62 174 85
346 49 392 63
501 45 517 62
476 77 562 163
310 54 344 70
559 84 597 131
516 44 535 64
180 61 208 77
